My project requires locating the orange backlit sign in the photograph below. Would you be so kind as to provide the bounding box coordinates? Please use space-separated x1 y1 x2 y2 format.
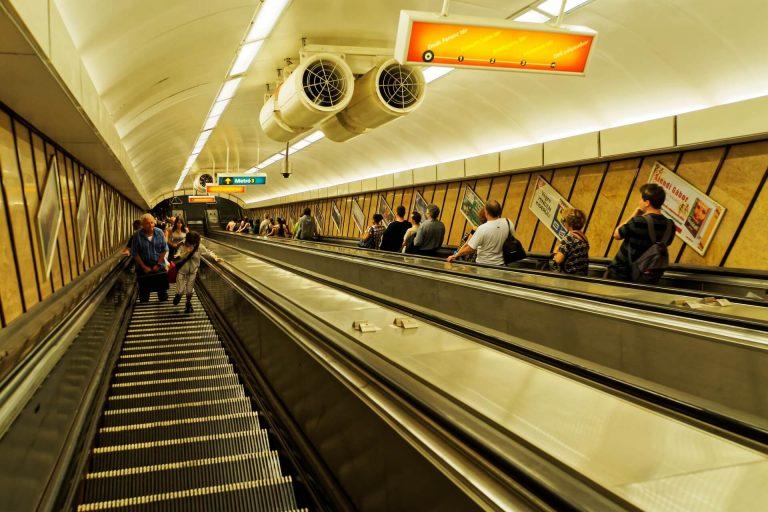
395 11 596 75
188 195 217 204
205 185 246 194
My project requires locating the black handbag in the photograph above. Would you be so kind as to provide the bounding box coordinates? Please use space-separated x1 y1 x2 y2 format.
502 219 526 264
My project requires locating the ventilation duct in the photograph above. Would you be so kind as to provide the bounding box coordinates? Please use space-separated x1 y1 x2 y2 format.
321 59 426 142
260 53 354 142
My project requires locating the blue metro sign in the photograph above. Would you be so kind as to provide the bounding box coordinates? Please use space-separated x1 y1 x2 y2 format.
218 175 267 185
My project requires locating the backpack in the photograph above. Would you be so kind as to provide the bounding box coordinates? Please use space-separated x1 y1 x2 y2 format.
630 216 675 284
296 216 316 240
502 219 526 264
358 227 377 249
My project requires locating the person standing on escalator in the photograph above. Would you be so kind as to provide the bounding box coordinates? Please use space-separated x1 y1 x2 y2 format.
413 204 446 256
131 213 169 302
380 205 412 252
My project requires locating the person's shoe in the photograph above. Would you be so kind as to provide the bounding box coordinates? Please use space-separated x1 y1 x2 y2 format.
184 302 193 314
158 292 168 302
173 294 182 305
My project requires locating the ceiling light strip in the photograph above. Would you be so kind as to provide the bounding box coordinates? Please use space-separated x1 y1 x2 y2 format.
174 0 293 190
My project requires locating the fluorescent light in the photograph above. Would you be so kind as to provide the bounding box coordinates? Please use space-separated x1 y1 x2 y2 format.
304 130 325 143
203 115 220 131
209 99 231 118
513 10 551 22
230 40 263 76
423 66 454 83
247 0 291 42
291 140 311 150
197 129 212 144
216 77 242 102
537 0 591 16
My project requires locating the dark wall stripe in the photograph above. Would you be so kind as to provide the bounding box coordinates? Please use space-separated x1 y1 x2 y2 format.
719 165 768 266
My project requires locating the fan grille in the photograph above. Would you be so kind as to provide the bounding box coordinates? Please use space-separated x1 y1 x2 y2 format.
378 63 422 110
301 58 349 108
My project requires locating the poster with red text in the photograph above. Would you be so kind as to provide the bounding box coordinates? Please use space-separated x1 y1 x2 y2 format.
647 162 726 256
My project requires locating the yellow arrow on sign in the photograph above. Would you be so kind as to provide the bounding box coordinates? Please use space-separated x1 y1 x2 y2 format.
225 177 232 184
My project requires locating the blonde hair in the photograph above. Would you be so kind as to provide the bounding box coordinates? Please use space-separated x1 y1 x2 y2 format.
563 208 586 231
140 213 156 224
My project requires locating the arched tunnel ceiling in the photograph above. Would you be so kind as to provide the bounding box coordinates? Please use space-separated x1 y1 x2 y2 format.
54 0 768 205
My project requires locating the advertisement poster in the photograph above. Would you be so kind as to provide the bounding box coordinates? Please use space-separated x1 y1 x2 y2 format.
315 208 325 234
37 156 63 279
377 195 395 226
648 162 726 256
414 191 428 217
97 185 106 251
459 186 484 227
529 175 572 240
331 201 342 233
76 177 89 262
351 199 365 234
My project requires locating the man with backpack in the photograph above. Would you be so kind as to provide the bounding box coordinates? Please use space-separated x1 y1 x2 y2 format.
294 208 317 241
607 183 676 283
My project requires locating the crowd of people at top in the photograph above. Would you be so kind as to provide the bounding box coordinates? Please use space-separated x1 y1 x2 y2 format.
241 183 674 284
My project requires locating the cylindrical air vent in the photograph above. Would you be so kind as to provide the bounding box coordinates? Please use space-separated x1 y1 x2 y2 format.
260 53 354 142
321 59 426 142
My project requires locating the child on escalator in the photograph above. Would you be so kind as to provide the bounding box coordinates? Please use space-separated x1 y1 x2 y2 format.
172 231 219 313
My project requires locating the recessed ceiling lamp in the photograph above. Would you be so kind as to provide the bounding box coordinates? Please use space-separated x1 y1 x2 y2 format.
174 0 293 190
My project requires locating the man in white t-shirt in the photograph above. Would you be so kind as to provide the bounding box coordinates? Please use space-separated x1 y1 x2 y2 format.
446 200 513 266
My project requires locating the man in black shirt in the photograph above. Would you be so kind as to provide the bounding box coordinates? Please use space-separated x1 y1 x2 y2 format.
379 205 412 252
607 183 675 281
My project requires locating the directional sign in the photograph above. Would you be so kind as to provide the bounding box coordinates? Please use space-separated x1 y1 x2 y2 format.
206 185 246 194
218 173 267 185
395 11 597 75
218 175 267 185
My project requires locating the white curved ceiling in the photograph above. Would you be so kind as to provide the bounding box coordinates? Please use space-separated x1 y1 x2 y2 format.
53 0 768 205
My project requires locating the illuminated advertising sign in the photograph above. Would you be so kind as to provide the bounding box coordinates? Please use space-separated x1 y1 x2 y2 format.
395 11 596 75
205 185 246 194
188 195 217 204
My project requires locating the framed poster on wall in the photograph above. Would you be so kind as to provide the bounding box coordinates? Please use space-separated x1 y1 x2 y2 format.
315 208 325 234
529 175 573 240
331 201 342 233
460 186 485 227
414 191 428 217
97 185 107 251
377 195 395 226
351 199 365 234
648 162 726 256
37 156 63 280
76 177 89 262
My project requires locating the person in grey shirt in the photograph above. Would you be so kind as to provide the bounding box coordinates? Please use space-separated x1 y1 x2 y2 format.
413 204 446 256
258 214 272 236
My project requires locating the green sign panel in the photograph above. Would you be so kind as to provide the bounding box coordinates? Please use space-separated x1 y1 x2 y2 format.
218 175 267 185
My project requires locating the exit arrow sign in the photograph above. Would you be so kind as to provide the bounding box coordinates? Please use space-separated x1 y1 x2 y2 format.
217 174 267 185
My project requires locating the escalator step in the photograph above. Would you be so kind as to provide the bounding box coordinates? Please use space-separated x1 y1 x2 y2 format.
102 397 253 427
109 373 240 396
125 326 217 340
123 333 219 346
127 319 212 332
119 343 222 360
82 450 283 503
77 477 298 511
96 412 261 446
116 355 229 371
117 349 225 366
90 429 271 472
106 383 245 410
128 313 209 323
113 363 235 383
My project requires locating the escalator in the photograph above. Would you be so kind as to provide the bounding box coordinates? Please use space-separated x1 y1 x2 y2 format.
75 286 306 511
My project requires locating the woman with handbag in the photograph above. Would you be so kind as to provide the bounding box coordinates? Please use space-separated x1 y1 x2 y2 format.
171 231 218 313
549 208 590 275
359 213 385 249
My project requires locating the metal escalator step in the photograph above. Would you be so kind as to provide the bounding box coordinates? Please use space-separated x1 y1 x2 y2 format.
109 373 240 396
116 355 229 371
123 333 219 346
113 363 235 383
77 477 297 511
127 320 212 333
106 383 245 410
125 326 217 340
121 339 220 351
90 429 271 472
96 412 261 446
102 397 252 427
81 451 283 504
117 348 225 366
128 314 209 325
120 343 222 360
